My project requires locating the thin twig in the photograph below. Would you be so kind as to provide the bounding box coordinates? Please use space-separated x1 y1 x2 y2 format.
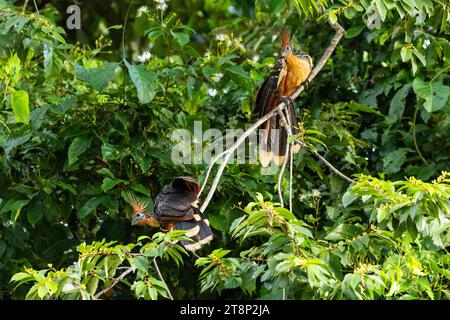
200 21 347 213
22 0 29 11
289 147 293 211
199 150 228 198
285 112 294 212
298 140 355 183
94 267 133 299
153 257 174 300
277 147 289 207
412 104 428 165
32 0 39 14
276 108 293 208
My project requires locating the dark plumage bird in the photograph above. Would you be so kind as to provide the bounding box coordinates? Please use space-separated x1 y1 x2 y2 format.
130 176 214 252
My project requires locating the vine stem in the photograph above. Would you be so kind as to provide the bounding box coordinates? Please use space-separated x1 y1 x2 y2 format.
199 21 349 213
153 257 174 300
412 104 428 165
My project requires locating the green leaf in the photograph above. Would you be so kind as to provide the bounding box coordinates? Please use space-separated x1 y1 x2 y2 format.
3 131 32 157
325 224 363 241
345 25 365 39
108 25 123 30
170 31 190 47
68 136 92 167
387 84 410 124
124 60 157 104
37 285 48 299
101 177 121 192
132 281 147 297
50 96 76 114
223 65 251 91
30 105 49 130
342 190 357 207
11 90 30 124
43 43 57 76
130 182 150 195
130 256 149 273
375 0 387 21
10 272 33 283
78 197 101 219
383 148 410 174
400 47 412 62
74 62 118 91
413 78 450 113
269 0 286 15
27 200 44 227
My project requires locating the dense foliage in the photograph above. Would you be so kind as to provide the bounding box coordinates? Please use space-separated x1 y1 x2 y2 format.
0 0 449 299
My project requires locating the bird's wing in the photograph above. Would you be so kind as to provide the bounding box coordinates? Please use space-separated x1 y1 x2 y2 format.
253 58 284 119
154 188 196 221
172 176 201 196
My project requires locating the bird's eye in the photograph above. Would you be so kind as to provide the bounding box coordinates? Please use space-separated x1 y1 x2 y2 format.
136 212 144 218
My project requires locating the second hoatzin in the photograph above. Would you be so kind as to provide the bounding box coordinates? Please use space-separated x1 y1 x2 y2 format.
130 176 214 252
254 31 313 167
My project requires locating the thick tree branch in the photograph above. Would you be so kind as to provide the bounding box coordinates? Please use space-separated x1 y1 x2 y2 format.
200 21 348 213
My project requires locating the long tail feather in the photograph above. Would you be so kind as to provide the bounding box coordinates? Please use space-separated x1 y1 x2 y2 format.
174 213 214 252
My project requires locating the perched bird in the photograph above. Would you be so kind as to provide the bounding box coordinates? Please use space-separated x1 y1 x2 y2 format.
254 30 313 167
130 176 214 252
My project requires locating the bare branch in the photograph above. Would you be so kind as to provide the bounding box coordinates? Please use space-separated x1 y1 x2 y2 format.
200 21 347 213
94 267 133 299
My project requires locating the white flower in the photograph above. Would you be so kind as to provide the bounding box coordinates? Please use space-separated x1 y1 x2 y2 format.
156 3 168 11
311 189 321 197
208 88 218 97
252 55 260 63
154 0 168 11
422 39 430 49
212 72 224 82
215 34 226 42
137 6 149 17
137 51 151 62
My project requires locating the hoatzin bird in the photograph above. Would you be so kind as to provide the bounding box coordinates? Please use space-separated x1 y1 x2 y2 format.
130 176 214 252
254 31 313 167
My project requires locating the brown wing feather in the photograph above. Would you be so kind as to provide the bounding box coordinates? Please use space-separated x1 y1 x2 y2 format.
172 176 201 196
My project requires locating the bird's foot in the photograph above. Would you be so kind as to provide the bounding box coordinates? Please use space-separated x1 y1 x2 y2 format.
303 79 310 91
280 96 294 108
